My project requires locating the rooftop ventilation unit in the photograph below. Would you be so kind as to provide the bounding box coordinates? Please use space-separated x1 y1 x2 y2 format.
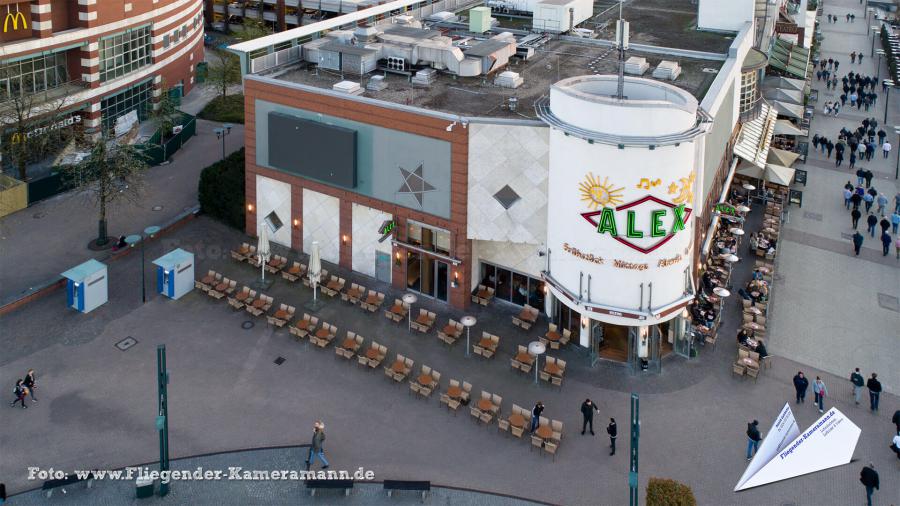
624 56 649 76
332 81 364 95
494 71 523 88
366 75 387 91
411 68 438 87
652 60 681 80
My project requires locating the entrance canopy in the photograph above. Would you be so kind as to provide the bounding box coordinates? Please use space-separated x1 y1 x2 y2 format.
768 38 811 79
770 100 804 119
768 147 800 167
733 102 778 169
773 119 804 136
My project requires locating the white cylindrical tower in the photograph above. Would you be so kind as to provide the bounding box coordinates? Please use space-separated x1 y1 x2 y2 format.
538 75 708 330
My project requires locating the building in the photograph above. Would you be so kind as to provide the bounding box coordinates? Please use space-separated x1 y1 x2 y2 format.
230 0 809 372
0 0 204 148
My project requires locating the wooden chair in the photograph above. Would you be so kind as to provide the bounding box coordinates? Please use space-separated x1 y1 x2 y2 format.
498 418 510 434
438 319 462 346
544 441 558 461
461 381 472 403
530 435 544 452
732 363 745 377
559 329 571 347
265 255 287 274
227 287 253 310
281 262 306 282
230 243 251 262
746 366 759 381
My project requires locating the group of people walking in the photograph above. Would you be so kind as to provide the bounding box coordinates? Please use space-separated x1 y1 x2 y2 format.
9 369 37 409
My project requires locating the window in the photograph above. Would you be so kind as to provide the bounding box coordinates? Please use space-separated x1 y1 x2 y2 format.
98 26 152 82
406 220 450 256
163 34 170 48
100 80 153 131
479 261 545 310
0 52 69 102
264 211 284 233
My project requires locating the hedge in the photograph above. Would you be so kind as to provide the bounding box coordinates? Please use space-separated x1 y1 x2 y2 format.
197 94 245 124
646 478 697 506
198 147 245 230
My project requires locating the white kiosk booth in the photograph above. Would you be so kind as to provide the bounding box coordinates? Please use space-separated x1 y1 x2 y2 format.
61 259 108 313
152 248 195 300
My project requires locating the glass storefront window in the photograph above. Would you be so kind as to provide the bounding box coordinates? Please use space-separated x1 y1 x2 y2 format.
0 52 69 102
98 26 152 82
100 80 153 131
479 261 546 311
406 220 450 256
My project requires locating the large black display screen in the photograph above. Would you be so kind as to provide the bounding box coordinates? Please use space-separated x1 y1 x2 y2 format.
267 112 357 188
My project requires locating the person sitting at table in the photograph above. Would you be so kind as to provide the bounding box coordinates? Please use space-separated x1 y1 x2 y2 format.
701 271 715 292
752 269 764 281
755 341 768 359
749 233 758 252
737 329 751 346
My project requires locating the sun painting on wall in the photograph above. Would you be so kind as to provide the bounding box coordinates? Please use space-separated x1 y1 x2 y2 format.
579 173 624 210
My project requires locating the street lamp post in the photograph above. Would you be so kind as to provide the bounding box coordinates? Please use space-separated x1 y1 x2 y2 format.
871 25 878 57
894 127 900 179
213 123 233 160
883 80 894 124
402 293 417 332
125 225 160 303
875 49 885 82
628 393 640 506
156 345 170 496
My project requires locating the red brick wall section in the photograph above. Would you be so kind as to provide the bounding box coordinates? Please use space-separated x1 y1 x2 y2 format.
243 78 473 310
30 0 52 38
339 199 352 270
291 184 302 251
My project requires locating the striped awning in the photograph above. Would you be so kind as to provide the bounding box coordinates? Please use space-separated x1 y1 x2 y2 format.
768 38 810 79
733 101 778 169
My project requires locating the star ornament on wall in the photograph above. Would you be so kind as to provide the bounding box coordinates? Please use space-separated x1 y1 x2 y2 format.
396 163 436 207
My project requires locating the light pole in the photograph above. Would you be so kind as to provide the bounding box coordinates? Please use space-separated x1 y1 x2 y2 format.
875 49 885 82
125 225 161 303
883 80 894 124
402 293 417 332
156 345 170 496
894 127 900 179
870 25 878 57
461 315 476 357
629 393 640 506
213 123 233 160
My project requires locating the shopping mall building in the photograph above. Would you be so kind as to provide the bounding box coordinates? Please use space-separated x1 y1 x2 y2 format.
230 0 812 370
0 0 204 141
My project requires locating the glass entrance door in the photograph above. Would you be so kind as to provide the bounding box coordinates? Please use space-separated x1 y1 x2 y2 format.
628 326 661 374
407 252 448 302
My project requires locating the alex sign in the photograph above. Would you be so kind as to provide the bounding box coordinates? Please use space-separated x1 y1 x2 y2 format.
581 195 692 254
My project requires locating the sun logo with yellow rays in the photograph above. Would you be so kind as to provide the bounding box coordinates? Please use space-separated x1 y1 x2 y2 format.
579 173 624 210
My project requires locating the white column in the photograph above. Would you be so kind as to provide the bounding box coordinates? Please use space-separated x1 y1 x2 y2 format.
579 315 590 347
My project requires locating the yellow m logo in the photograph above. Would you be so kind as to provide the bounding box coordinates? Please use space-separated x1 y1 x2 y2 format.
10 133 23 144
3 10 27 33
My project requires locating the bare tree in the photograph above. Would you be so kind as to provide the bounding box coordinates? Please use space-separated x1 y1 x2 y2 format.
0 71 76 181
207 49 242 99
63 133 149 247
233 17 272 43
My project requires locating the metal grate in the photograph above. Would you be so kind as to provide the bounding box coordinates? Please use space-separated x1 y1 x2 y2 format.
115 336 138 351
877 293 899 313
493 185 521 210
241 321 255 330
274 357 286 365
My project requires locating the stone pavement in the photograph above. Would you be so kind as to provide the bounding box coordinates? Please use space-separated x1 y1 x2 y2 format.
0 216 897 506
767 0 900 393
0 117 244 306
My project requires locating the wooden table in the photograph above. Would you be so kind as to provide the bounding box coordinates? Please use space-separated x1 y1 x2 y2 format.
364 294 380 306
238 246 249 255
544 362 562 376
274 310 289 320
201 275 215 285
391 361 406 373
252 299 265 308
508 413 526 428
365 348 379 360
545 331 561 342
341 338 356 350
478 338 493 349
477 399 494 412
215 283 228 292
268 259 283 268
740 357 759 369
390 304 405 315
417 374 433 386
295 320 311 330
315 328 330 339
346 289 361 300
235 292 249 301
327 281 341 291
288 265 302 274
476 289 491 300
514 352 534 365
517 310 536 323
416 314 431 325
447 386 462 399
442 324 457 336
535 425 553 439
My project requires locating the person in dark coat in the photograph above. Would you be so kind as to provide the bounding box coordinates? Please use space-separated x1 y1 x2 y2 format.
867 213 878 237
859 463 879 506
879 217 891 234
531 401 544 432
867 373 882 411
892 409 900 433
863 169 874 188
851 192 863 211
606 418 617 455
852 231 864 255
580 399 599 435
881 232 892 256
826 141 834 158
851 208 862 229
306 421 329 469
793 371 809 404
877 129 886 144
746 420 762 461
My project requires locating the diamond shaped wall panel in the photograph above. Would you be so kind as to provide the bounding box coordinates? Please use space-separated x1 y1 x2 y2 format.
302 188 340 264
256 175 292 247
351 203 392 278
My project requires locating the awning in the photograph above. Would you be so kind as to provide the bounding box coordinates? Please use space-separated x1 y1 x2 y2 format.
768 147 801 166
768 38 810 79
771 100 804 119
736 161 764 179
733 101 778 169
765 163 796 186
762 76 806 93
773 119 804 136
763 87 804 105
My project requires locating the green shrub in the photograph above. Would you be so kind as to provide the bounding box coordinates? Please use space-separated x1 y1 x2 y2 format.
646 478 696 506
198 147 245 230
197 94 245 124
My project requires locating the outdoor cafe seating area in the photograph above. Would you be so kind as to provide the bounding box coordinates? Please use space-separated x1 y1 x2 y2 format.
196 241 576 460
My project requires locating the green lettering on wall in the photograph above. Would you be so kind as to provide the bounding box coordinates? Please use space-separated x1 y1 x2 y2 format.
650 210 666 237
626 211 643 238
596 208 618 235
671 204 687 234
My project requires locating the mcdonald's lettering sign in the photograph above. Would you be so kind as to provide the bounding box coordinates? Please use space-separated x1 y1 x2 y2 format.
3 6 27 33
8 114 82 143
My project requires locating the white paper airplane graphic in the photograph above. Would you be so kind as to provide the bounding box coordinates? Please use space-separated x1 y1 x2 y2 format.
735 404 861 491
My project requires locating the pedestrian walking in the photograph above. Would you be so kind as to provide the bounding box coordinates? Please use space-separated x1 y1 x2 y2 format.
891 211 900 234
857 52 863 64
812 377 828 413
867 373 882 411
849 151 857 169
877 129 886 145
895 192 900 214
580 399 599 435
855 168 866 186
892 409 900 433
23 369 36 402
876 193 888 215
530 401 544 432
305 421 329 469
866 142 875 161
852 230 865 255
850 51 856 63
746 420 762 461
851 208 862 229
826 141 834 158
896 237 900 259
845 13 850 22
863 169 873 188
867 213 878 237
891 432 900 461
843 187 853 209
883 140 892 158
9 380 27 409
859 463 879 506
850 368 865 405
863 192 874 212
793 371 809 404
881 231 892 256
835 151 843 166
606 418 617 455
880 216 890 234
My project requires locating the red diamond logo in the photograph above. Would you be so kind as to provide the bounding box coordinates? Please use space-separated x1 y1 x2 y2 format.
581 195 692 254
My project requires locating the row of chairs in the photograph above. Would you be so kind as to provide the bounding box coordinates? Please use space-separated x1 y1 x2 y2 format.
310 323 338 348
410 309 437 333
472 332 500 359
195 270 238 300
335 332 365 360
437 319 464 346
438 379 472 412
511 304 540 331
320 275 346 297
408 365 441 399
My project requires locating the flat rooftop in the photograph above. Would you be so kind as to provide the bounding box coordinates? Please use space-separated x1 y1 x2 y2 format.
270 39 722 119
